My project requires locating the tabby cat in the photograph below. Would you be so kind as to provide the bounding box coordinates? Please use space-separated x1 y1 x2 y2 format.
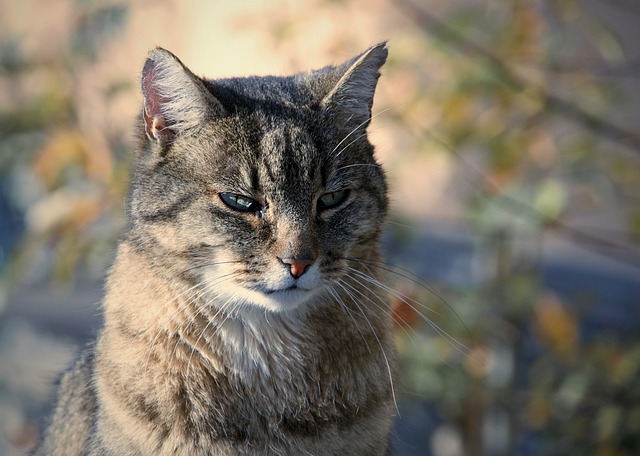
37 42 395 455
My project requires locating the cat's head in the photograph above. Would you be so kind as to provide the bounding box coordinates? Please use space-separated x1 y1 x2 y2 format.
130 44 388 314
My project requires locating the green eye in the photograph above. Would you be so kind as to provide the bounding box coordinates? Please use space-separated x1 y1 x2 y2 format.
318 189 350 211
220 193 262 213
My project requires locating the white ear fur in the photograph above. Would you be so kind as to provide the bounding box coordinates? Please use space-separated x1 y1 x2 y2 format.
320 42 388 128
141 48 224 141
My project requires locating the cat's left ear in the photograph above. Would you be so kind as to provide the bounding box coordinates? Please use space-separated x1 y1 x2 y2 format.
319 42 388 130
141 48 225 143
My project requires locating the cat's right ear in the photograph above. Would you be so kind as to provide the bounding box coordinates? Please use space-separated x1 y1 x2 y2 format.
141 48 224 143
318 42 388 132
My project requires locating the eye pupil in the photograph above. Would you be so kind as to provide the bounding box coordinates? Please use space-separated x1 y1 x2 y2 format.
318 189 349 210
220 192 261 213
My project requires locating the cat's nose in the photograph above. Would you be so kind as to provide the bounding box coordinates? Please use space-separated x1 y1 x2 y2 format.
278 257 315 279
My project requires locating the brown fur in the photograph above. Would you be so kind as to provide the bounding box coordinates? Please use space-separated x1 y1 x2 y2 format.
37 43 395 455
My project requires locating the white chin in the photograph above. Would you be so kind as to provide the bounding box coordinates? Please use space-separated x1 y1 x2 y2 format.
259 288 316 312
218 285 318 314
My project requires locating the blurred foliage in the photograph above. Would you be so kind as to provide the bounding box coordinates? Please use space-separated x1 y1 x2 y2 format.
1 0 639 455
377 1 640 455
0 1 132 289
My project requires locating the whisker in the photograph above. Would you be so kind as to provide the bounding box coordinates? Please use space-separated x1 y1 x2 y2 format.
335 163 382 172
346 266 472 357
170 272 240 370
326 286 373 355
185 294 236 374
336 275 424 362
348 256 473 344
181 260 244 276
336 124 389 163
333 279 400 416
141 280 207 375
333 133 368 159
343 274 424 378
346 265 441 317
330 107 392 155
142 270 239 375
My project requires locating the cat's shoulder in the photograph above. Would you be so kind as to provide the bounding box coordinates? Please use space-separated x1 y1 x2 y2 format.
36 346 97 455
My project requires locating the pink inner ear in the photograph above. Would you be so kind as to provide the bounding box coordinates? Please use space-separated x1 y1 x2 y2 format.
142 59 171 141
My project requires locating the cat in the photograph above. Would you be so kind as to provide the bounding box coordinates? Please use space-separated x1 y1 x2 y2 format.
36 42 395 455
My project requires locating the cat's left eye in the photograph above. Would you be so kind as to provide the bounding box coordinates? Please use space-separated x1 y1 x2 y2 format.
317 189 350 211
219 193 262 213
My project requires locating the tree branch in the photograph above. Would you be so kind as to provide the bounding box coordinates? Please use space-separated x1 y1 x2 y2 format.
392 0 640 155
417 127 640 270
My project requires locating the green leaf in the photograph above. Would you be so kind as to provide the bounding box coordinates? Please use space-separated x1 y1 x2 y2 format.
628 210 640 241
534 180 567 220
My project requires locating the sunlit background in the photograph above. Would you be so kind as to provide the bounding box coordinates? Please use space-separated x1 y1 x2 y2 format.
1 0 639 455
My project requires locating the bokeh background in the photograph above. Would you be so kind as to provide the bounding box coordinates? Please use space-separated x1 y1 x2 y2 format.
1 0 639 455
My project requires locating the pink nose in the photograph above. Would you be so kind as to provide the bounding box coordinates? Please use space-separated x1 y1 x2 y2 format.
278 257 315 279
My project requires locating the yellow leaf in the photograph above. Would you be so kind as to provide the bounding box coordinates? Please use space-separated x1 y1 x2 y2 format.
33 131 85 188
534 294 578 358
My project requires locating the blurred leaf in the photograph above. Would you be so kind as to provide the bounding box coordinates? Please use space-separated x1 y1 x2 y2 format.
553 371 588 416
25 187 102 235
0 40 27 75
440 92 473 127
485 135 523 185
32 131 86 189
628 211 640 241
504 273 538 317
0 91 72 137
534 294 578 358
104 79 133 98
391 290 422 329
586 14 625 64
597 405 623 441
534 179 567 220
527 395 553 429
70 4 128 61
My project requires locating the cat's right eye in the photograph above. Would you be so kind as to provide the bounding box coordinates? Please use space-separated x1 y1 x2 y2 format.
219 192 262 213
317 189 350 211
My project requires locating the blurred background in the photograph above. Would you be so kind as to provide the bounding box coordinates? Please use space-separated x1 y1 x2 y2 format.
1 0 639 455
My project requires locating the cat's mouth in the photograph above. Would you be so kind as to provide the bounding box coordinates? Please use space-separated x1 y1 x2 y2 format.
242 283 318 312
263 284 308 295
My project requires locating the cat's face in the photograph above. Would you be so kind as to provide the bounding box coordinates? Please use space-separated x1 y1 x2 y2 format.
131 44 388 313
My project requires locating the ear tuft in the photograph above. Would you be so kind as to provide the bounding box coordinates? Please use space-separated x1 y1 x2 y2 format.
141 54 172 142
141 48 223 142
320 42 388 130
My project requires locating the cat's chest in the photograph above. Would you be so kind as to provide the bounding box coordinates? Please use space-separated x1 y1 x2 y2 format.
101 295 390 453
163 326 369 446
172 308 370 415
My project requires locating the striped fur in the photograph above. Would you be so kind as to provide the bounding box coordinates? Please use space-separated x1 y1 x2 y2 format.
37 43 395 455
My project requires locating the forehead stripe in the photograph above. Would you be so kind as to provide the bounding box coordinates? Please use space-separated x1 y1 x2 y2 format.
139 192 197 223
